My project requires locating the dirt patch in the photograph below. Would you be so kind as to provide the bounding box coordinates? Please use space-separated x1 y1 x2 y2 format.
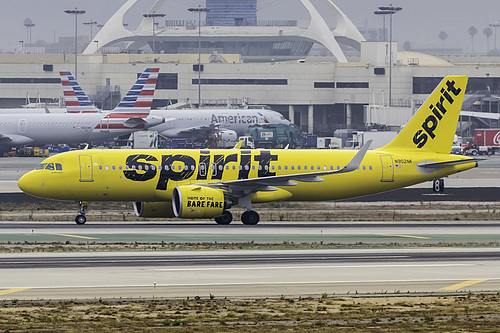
1 294 499 332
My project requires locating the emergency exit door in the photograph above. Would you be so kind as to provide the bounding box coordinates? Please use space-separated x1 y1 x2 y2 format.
79 155 94 182
380 155 394 182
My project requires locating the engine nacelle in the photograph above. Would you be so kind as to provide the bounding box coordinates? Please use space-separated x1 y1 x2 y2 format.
172 185 226 218
133 201 175 218
215 129 238 148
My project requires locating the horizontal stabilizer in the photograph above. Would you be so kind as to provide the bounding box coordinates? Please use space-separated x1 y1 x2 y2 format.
417 159 481 168
123 117 147 128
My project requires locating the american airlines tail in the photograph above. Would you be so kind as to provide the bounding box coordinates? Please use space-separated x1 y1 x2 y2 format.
60 71 100 113
96 68 162 131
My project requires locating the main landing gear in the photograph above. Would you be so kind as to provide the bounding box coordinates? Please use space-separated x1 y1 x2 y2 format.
75 201 88 225
241 210 260 225
214 210 261 225
213 194 261 225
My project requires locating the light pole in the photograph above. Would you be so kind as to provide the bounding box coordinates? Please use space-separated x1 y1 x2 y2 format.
142 12 165 54
83 20 97 42
490 22 500 52
65 8 86 79
188 5 210 108
376 5 402 106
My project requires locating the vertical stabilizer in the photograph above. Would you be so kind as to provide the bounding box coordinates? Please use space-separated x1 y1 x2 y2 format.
379 76 468 153
60 71 100 113
98 68 160 130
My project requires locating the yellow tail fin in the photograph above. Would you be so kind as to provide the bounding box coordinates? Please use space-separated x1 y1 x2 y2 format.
380 76 468 153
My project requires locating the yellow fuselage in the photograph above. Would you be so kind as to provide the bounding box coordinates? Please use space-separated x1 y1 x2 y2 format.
18 148 476 203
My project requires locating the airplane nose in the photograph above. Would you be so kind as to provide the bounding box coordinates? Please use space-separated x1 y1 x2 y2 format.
18 171 40 197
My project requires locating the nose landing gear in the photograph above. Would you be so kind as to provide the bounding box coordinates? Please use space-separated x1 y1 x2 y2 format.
75 201 88 225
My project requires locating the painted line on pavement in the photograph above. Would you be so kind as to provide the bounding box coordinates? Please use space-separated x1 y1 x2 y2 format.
377 234 431 239
0 288 31 296
440 279 488 290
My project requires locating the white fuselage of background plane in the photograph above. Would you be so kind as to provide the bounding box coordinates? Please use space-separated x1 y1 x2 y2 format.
149 108 290 138
0 108 288 148
0 113 121 146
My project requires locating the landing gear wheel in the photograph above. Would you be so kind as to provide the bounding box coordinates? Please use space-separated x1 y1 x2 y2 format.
215 211 233 225
75 214 87 225
75 201 88 225
241 211 260 225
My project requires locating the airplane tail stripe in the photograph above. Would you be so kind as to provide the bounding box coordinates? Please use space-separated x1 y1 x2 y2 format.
60 70 100 113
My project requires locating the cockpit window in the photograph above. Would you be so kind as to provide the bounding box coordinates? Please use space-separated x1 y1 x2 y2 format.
35 163 47 170
55 163 63 171
45 163 55 170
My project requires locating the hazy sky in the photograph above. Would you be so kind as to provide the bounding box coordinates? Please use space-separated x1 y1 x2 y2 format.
1 0 500 53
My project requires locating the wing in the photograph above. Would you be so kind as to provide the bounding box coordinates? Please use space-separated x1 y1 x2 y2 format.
195 140 372 198
163 123 221 138
0 134 33 146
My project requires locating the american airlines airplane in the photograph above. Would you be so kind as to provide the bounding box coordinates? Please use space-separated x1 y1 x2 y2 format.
60 71 290 142
0 68 163 151
149 108 289 142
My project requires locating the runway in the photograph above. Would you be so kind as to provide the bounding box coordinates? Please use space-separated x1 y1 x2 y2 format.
1 221 500 243
0 221 499 300
1 248 499 300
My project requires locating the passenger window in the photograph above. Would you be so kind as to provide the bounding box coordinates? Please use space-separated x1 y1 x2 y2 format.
56 163 63 171
36 163 47 170
45 163 55 170
369 166 373 171
99 166 103 170
112 165 116 170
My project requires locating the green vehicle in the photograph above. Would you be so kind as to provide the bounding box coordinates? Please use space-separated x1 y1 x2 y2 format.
247 123 302 149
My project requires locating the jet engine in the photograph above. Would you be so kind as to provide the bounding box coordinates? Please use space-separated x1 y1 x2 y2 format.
172 185 227 218
214 129 238 148
133 201 175 218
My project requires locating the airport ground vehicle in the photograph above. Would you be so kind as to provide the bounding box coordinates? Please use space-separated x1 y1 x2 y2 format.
461 129 500 155
246 123 302 148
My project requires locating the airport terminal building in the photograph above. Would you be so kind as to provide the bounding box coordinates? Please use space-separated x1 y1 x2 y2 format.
1 0 500 137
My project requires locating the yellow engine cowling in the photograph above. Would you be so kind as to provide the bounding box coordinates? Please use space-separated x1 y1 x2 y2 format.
172 185 226 218
133 201 175 218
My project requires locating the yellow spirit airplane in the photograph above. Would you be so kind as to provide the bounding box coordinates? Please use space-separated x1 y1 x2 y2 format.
18 76 478 225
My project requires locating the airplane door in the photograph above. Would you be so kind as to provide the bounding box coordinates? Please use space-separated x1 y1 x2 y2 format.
100 117 109 132
79 155 94 182
380 155 394 182
18 119 27 133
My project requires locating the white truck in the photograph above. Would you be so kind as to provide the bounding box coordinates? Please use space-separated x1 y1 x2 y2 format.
350 131 398 149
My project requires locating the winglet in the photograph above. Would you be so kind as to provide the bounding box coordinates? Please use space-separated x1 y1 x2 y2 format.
232 141 243 149
337 140 372 174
